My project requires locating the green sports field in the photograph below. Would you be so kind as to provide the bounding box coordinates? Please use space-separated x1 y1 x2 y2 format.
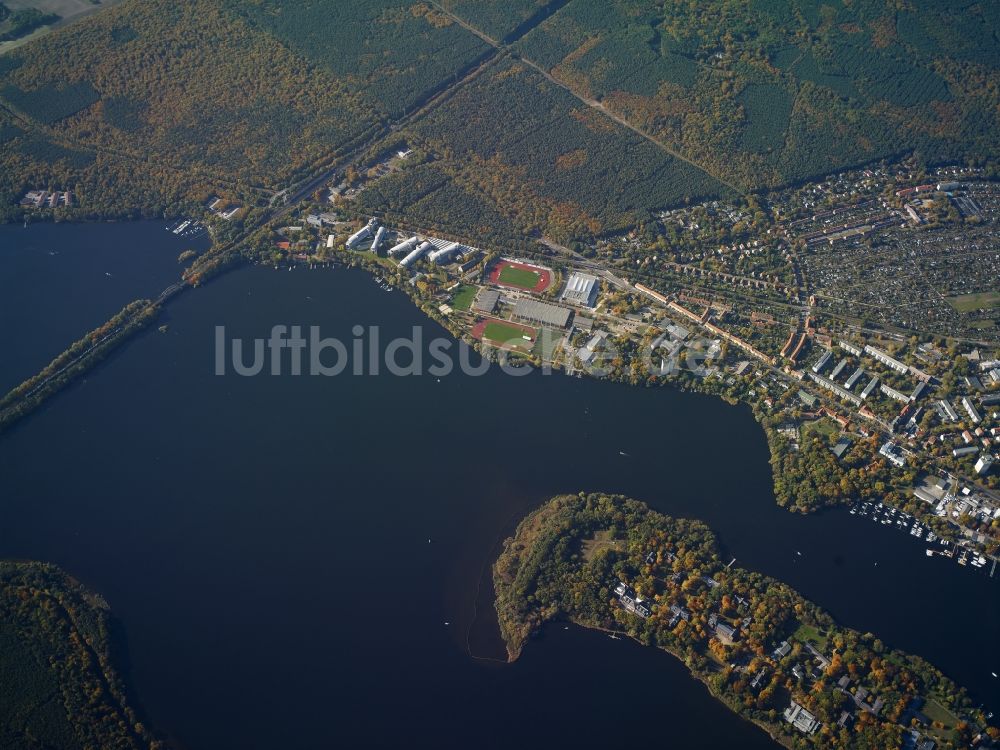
483 321 537 352
450 285 477 311
498 265 541 289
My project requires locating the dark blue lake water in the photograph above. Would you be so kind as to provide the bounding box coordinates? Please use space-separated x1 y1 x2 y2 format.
0 225 996 749
0 220 209 393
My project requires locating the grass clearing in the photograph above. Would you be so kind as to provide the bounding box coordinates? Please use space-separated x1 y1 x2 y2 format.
532 327 563 361
923 698 960 729
581 529 624 562
801 417 838 444
947 291 1000 313
793 622 828 650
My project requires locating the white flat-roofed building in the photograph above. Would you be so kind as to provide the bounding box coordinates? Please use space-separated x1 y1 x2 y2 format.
812 350 833 374
346 218 377 249
428 241 462 264
400 241 432 268
784 701 821 735
561 272 600 307
578 331 608 364
864 344 909 375
975 454 994 475
388 236 419 257
860 376 880 400
962 396 982 424
845 367 865 390
937 400 959 422
881 383 909 403
666 324 689 341
809 372 862 406
512 298 572 328
880 441 906 467
369 225 386 254
840 340 862 357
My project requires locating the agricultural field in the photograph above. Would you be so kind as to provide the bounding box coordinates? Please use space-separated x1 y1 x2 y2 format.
482 0 1000 191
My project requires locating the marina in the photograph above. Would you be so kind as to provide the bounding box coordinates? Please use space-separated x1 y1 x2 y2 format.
850 500 993 573
166 218 207 239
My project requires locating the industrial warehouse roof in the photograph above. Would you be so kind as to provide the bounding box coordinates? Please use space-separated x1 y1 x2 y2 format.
512 298 572 328
561 272 599 307
474 289 500 313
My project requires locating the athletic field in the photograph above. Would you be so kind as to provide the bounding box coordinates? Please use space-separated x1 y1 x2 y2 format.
472 318 538 353
489 260 553 293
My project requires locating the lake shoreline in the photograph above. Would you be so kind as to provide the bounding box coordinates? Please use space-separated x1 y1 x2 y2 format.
508 617 795 750
1 230 997 747
494 493 995 749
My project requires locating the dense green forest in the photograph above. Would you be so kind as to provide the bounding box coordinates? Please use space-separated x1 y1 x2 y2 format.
508 0 1000 190
437 0 549 42
228 0 492 119
357 58 731 243
0 3 58 43
0 1 376 187
1 0 998 236
0 0 498 222
496 493 997 749
0 0 482 221
0 561 160 750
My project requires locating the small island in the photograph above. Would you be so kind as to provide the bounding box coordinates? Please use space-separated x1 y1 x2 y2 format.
495 493 998 749
0 561 160 750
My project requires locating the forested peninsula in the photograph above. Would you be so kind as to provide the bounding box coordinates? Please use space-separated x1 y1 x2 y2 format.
494 493 998 749
0 562 159 750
